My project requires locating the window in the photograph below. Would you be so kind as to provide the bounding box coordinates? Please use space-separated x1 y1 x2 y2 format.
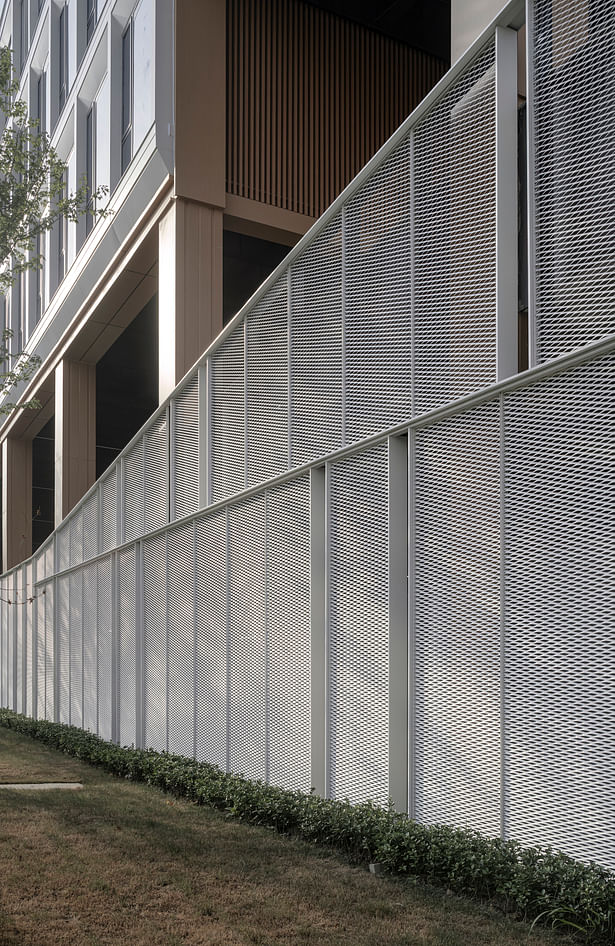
35 232 44 323
58 168 68 282
85 104 95 237
37 71 46 135
86 0 97 46
121 20 132 174
19 0 28 74
121 0 155 177
59 3 68 112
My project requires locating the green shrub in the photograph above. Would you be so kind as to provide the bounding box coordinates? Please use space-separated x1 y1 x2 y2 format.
1 708 613 942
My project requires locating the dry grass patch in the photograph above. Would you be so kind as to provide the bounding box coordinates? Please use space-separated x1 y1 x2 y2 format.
0 728 572 946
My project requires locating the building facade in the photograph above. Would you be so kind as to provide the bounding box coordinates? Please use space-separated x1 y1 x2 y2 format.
0 0 446 568
1 0 615 874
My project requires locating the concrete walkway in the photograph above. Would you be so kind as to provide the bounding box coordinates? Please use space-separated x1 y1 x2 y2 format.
0 782 83 790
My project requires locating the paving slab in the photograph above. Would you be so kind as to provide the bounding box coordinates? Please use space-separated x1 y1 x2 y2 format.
0 782 83 791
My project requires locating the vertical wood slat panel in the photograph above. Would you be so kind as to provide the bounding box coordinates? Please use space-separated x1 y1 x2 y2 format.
226 0 448 219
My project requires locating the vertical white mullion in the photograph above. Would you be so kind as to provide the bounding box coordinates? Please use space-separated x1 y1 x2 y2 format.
324 462 331 797
341 206 347 446
310 466 326 798
111 550 119 743
264 491 269 784
407 428 416 818
198 362 209 507
169 400 176 522
499 393 507 840
32 558 38 719
388 434 409 813
495 26 519 381
525 0 537 368
164 534 169 753
243 320 248 489
409 130 416 419
94 561 99 737
287 268 292 469
224 507 230 773
135 540 144 749
192 521 198 759
117 461 124 547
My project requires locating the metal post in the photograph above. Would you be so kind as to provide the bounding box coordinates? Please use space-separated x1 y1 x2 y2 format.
495 26 519 381
388 434 409 812
135 540 144 749
309 466 327 797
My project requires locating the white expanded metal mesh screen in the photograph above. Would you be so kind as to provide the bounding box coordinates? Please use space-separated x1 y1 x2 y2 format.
195 511 227 770
345 141 412 440
69 571 83 728
172 377 200 521
167 525 196 757
210 325 245 502
413 404 501 835
246 278 288 486
83 564 97 734
503 355 615 866
118 548 137 746
227 495 267 781
289 217 343 466
414 39 497 413
266 477 312 791
531 0 615 362
328 444 389 805
97 558 113 741
143 533 167 751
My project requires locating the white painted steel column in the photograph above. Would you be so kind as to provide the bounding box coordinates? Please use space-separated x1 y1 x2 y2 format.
388 435 409 812
495 26 519 381
407 429 416 817
198 363 209 507
525 0 537 368
135 540 144 749
310 466 326 797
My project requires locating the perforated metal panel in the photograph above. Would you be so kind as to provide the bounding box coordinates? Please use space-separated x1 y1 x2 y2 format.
345 139 412 440
210 325 246 502
266 478 312 791
83 564 97 733
25 563 33 716
36 582 46 719
70 509 84 567
44 540 54 581
143 534 168 751
413 403 501 835
118 548 137 746
101 471 117 553
194 511 227 769
504 356 615 867
57 523 70 573
144 412 169 532
44 583 54 721
83 492 99 561
167 525 196 756
290 216 343 466
123 440 144 543
531 0 615 362
57 575 70 724
246 278 289 486
172 376 200 521
228 496 266 780
69 571 83 728
414 40 497 413
15 570 24 713
97 558 113 741
328 444 389 804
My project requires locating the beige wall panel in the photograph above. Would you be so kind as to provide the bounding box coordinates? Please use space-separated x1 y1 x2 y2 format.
54 360 96 525
159 199 223 401
175 0 226 207
2 438 33 570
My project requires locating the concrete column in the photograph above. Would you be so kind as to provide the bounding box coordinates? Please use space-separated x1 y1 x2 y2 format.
54 359 96 525
158 198 224 402
2 438 33 571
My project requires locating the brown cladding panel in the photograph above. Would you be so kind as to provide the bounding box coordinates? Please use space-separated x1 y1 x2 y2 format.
227 0 448 219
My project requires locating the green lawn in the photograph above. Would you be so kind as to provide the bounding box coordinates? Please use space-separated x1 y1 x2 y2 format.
0 727 571 946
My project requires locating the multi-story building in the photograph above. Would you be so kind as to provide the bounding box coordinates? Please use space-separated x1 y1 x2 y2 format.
0 0 447 568
2 0 615 876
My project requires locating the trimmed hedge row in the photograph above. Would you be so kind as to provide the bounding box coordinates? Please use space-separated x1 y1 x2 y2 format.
1 709 613 942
